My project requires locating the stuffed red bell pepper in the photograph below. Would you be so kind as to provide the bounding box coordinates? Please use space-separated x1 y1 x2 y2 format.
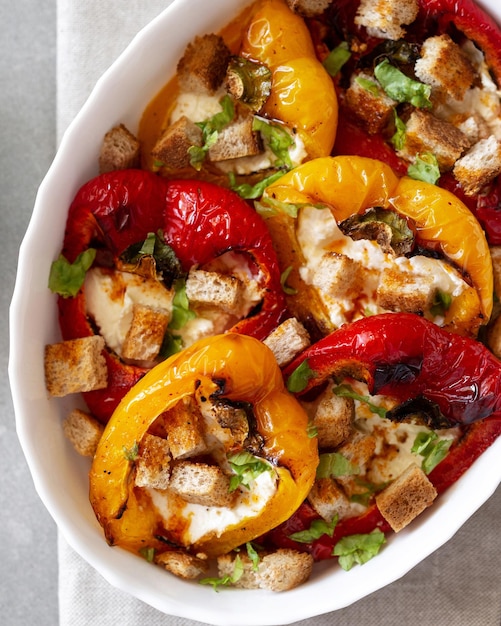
51 169 287 422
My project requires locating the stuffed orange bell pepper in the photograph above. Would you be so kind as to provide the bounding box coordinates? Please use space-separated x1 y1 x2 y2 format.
261 155 493 337
89 333 318 559
239 0 338 158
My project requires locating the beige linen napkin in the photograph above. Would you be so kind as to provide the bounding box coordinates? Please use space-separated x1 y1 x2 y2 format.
56 1 501 624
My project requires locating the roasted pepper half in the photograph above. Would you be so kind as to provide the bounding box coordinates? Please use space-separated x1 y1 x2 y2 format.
89 333 319 558
262 155 493 337
56 169 287 422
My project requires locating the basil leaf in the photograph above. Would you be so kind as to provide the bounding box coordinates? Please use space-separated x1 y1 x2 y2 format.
246 542 260 572
323 42 351 77
286 359 316 393
228 170 284 200
289 515 338 543
228 451 272 491
391 110 406 151
253 117 294 170
122 441 139 461
189 95 235 170
48 248 96 298
316 452 360 479
411 431 453 474
374 59 432 109
333 383 387 418
407 152 441 185
280 266 297 295
333 529 386 570
200 554 243 590
139 546 156 563
158 332 183 359
355 76 380 97
430 290 453 317
168 279 196 330
255 196 300 218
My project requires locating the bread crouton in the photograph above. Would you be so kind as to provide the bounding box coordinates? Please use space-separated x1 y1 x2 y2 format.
457 115 490 147
490 246 501 298
486 314 501 359
345 72 397 135
208 111 262 162
312 252 365 299
197 398 249 449
307 477 353 521
185 269 243 315
166 396 209 460
151 116 203 169
135 434 171 490
44 335 107 397
62 408 104 457
99 124 141 174
263 317 311 368
354 0 419 40
217 549 314 591
155 550 209 579
453 135 501 196
285 0 331 17
375 463 437 532
414 35 476 102
177 34 231 95
121 304 169 362
377 266 435 315
312 390 354 449
399 110 470 171
169 461 236 507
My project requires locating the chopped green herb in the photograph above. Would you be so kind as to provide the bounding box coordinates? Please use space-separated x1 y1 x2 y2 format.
374 59 432 109
228 451 272 491
391 110 406 151
323 42 351 77
226 56 272 111
139 546 156 563
286 359 316 393
333 383 387 418
246 542 260 572
168 278 196 330
355 76 380 97
159 332 183 359
289 515 338 543
316 452 360 479
412 430 453 474
200 554 244 590
255 195 300 218
350 478 390 506
253 117 294 170
407 152 441 185
280 266 298 295
430 290 453 317
306 423 318 439
333 529 386 571
48 248 96 298
123 441 139 461
228 170 284 199
189 95 235 170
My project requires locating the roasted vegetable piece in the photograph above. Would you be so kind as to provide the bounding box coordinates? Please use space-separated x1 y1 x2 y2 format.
240 0 338 157
263 155 493 336
89 333 319 558
57 169 287 422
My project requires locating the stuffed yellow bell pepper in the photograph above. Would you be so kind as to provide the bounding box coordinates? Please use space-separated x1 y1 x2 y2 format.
89 333 318 559
262 155 493 337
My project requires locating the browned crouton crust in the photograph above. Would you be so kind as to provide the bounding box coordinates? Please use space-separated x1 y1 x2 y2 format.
453 136 501 196
208 112 262 162
312 391 354 450
62 408 104 457
355 0 419 40
490 246 501 298
151 116 203 170
263 317 311 368
99 124 141 174
285 0 331 17
375 463 437 532
121 304 169 362
44 335 107 397
486 314 501 360
345 72 396 135
135 434 171 490
376 267 436 315
308 477 353 521
313 252 365 299
399 110 470 171
155 550 209 579
414 35 476 102
166 396 208 460
217 549 314 591
185 269 243 315
169 461 236 507
177 34 231 95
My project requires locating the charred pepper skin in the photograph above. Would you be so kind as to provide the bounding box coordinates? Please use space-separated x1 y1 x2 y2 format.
57 169 287 422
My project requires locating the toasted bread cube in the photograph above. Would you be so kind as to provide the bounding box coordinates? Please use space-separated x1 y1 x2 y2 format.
457 115 490 147
286 0 331 17
337 431 377 470
208 112 262 162
44 335 107 397
345 72 397 135
62 408 104 457
415 35 476 102
377 267 436 315
486 314 501 359
263 317 311 368
453 136 501 196
197 398 249 449
217 549 314 591
169 461 236 507
151 116 203 170
312 390 354 449
177 34 231 95
99 124 141 174
375 463 437 532
121 304 169 362
185 269 243 315
307 477 353 521
313 252 365 299
354 0 419 40
167 396 208 460
155 550 209 579
135 434 171 490
490 246 501 298
399 110 470 171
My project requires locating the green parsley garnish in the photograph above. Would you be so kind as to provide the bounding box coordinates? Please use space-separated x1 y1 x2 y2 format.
407 152 441 185
252 117 294 170
200 554 244 591
228 451 272 491
228 170 284 200
430 290 453 317
48 248 96 298
323 42 351 77
316 452 360 479
333 529 386 571
286 359 316 393
412 431 453 474
188 95 235 170
289 515 338 543
355 75 381 97
139 546 156 563
390 110 407 151
374 59 432 109
280 266 298 295
333 383 387 418
168 278 196 330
